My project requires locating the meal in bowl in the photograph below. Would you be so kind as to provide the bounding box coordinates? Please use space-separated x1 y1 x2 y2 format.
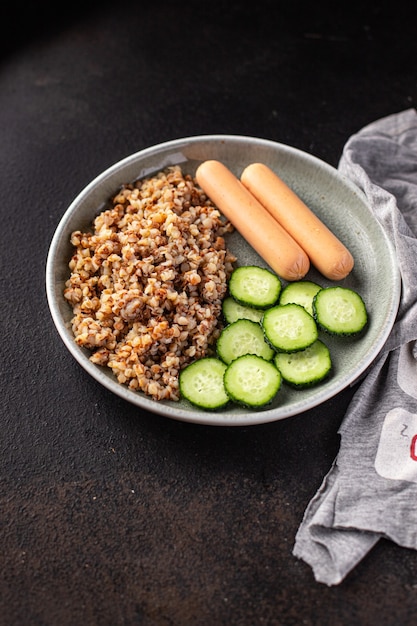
63 158 369 410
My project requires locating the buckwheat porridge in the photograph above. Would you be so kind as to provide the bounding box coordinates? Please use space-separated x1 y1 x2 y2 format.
64 165 236 402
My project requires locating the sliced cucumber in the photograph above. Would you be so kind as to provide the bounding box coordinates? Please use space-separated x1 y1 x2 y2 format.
216 318 274 364
179 358 229 409
228 265 281 309
262 303 318 353
274 339 332 388
313 286 368 336
279 280 322 316
222 296 264 324
224 354 281 407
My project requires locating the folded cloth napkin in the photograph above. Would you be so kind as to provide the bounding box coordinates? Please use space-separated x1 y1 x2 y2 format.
293 108 417 586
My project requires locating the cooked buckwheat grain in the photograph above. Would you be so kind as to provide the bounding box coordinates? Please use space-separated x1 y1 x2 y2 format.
64 165 236 401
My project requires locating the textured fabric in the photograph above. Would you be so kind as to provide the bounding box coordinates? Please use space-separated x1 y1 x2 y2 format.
293 108 417 585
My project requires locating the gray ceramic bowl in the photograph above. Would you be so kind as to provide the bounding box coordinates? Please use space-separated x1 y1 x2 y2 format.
46 135 400 426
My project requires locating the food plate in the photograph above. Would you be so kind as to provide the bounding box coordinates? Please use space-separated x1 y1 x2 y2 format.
46 135 401 426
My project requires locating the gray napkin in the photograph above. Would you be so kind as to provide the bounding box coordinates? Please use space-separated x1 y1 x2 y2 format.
293 108 417 585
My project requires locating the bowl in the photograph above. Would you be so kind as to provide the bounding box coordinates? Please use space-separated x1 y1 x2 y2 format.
46 135 400 426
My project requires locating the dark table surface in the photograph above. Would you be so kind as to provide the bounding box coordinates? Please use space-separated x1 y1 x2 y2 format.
2 2 417 624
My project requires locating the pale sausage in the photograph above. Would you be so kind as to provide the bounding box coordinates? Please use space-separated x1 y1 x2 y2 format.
241 162 354 280
196 160 310 281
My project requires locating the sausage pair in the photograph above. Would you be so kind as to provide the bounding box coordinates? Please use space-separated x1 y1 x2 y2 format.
196 160 354 282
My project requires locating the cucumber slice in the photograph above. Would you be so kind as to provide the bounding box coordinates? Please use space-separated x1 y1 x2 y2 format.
313 286 368 336
228 265 281 308
216 318 274 364
279 280 322 316
224 354 281 407
222 296 264 324
179 358 229 409
274 339 332 388
262 303 318 353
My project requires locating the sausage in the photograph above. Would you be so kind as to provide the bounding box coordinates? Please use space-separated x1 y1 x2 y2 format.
195 160 310 281
240 162 354 280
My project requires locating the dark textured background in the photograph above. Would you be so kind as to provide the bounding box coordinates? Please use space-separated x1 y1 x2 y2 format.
1 2 417 624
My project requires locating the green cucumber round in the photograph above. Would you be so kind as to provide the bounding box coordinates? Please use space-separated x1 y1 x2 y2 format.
279 280 322 316
262 303 318 353
228 265 281 309
222 296 264 324
179 358 229 409
217 318 274 364
274 339 332 388
224 354 281 407
313 286 368 336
